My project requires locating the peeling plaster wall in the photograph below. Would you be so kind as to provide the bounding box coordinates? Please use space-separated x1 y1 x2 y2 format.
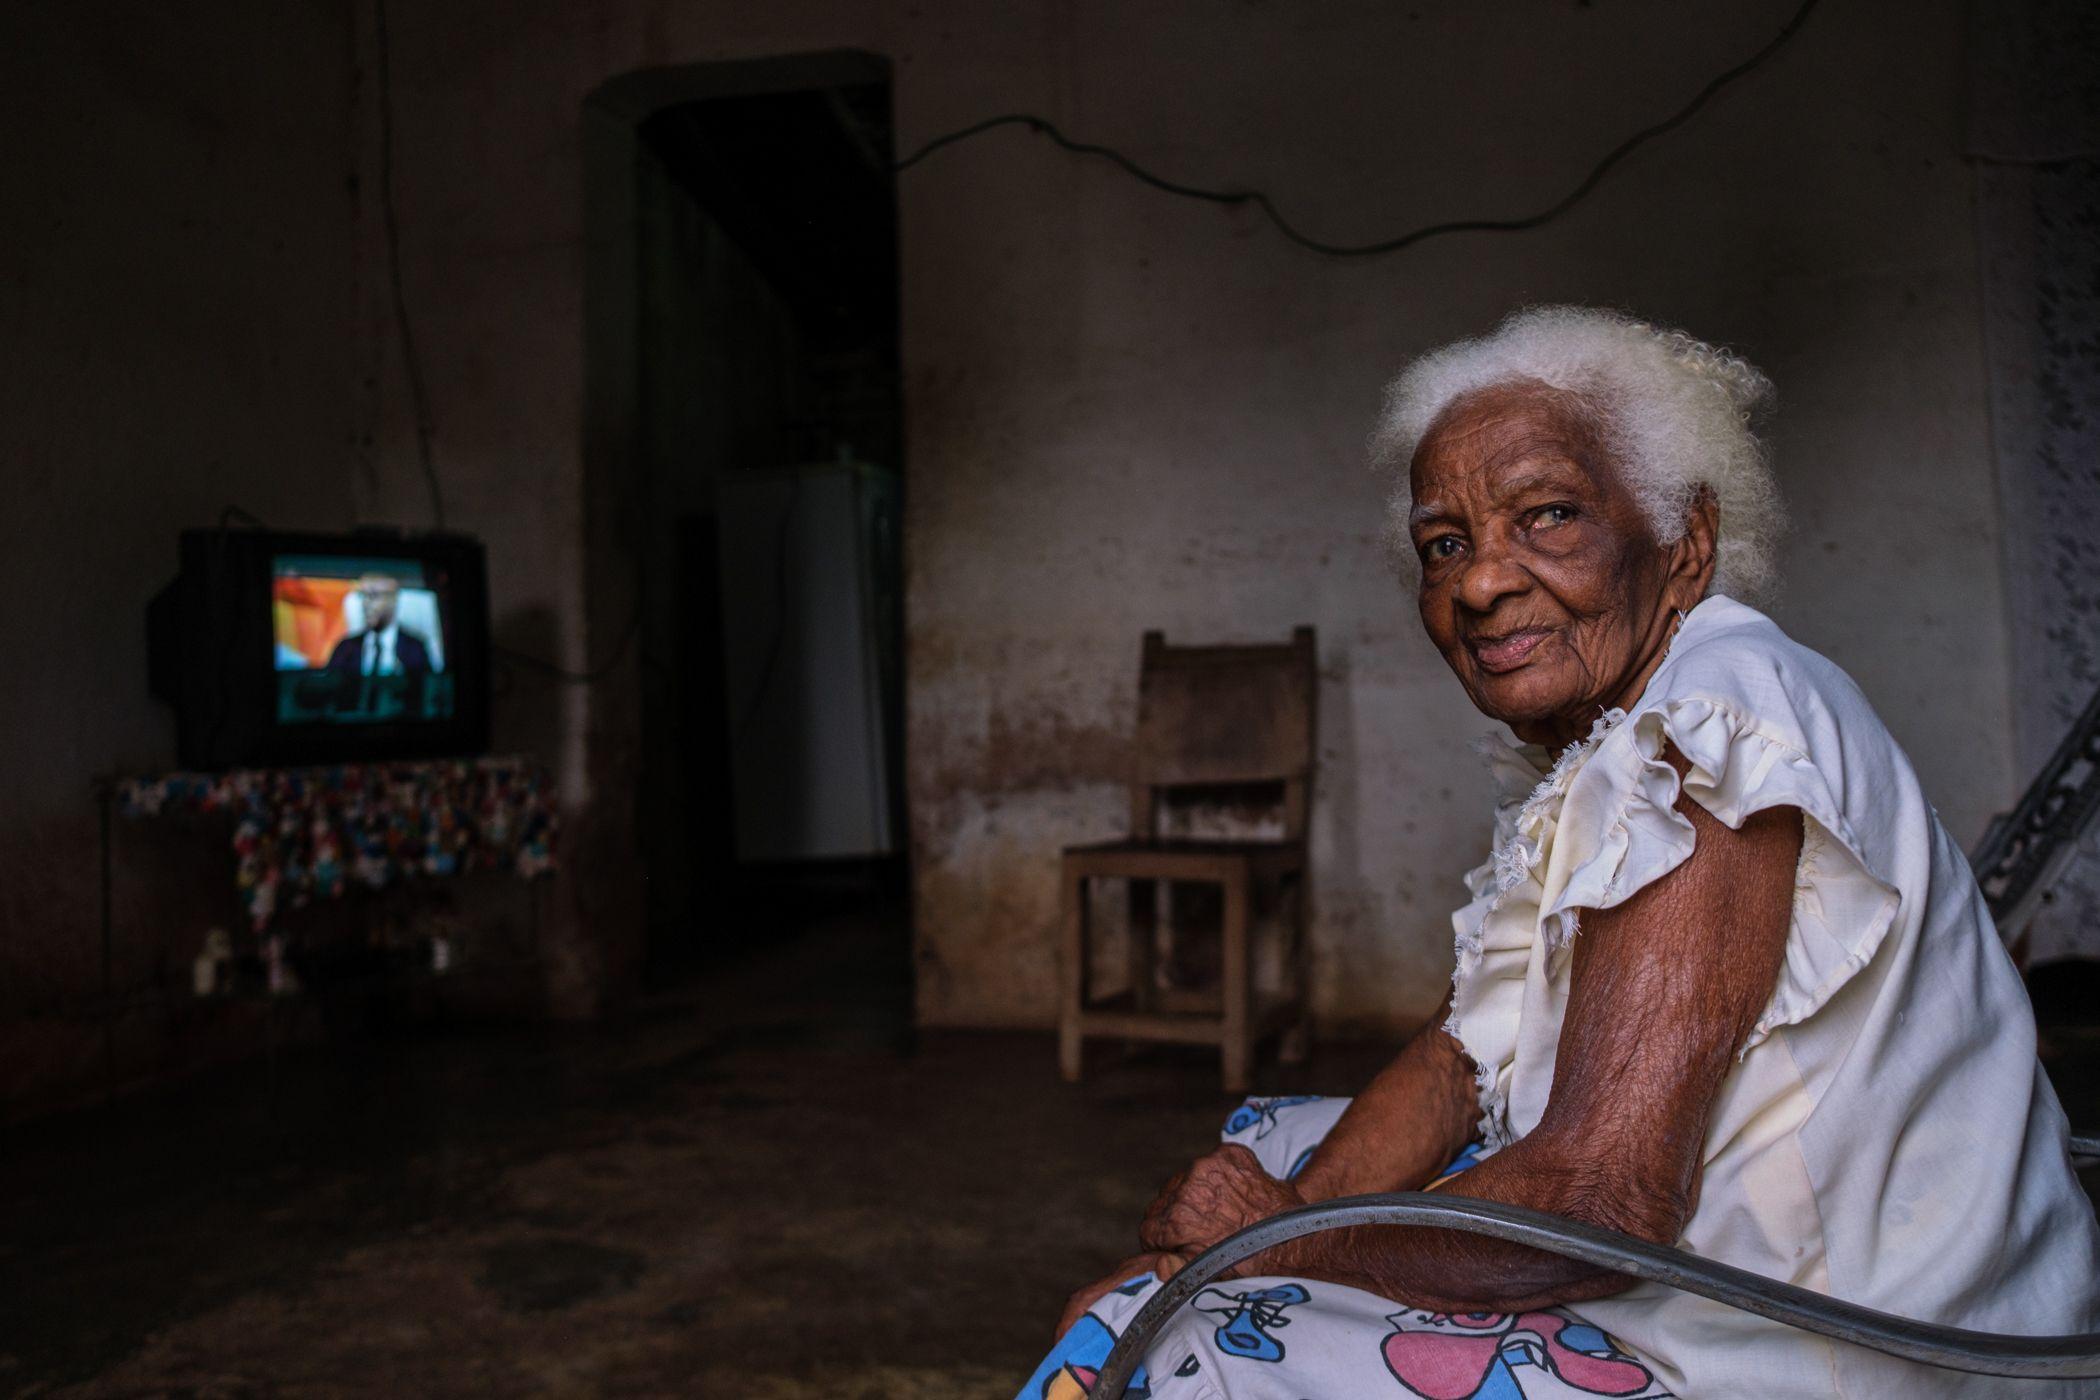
354 0 2010 1036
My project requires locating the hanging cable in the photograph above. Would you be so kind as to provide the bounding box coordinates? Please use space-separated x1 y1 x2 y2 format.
896 0 1821 258
492 608 643 685
369 1 656 684
373 0 446 530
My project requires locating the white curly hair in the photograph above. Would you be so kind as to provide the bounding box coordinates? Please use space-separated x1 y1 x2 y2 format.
1371 306 1783 603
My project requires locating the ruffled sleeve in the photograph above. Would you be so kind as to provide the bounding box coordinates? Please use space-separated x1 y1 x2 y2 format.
1537 695 1902 1053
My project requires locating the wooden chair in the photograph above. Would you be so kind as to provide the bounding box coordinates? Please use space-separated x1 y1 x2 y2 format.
1059 626 1316 1093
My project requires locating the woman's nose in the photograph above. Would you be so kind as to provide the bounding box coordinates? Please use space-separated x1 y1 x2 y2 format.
1453 545 1531 613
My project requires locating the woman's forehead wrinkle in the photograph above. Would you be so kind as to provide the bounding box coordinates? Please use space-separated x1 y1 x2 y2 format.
1417 439 1597 513
1411 386 1618 530
1489 466 1593 504
1486 410 1624 501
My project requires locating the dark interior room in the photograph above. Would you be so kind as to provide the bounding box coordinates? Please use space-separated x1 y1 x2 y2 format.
6 1 2100 1396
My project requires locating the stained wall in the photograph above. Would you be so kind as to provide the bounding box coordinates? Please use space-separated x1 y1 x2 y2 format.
339 0 2011 1035
0 0 2014 1074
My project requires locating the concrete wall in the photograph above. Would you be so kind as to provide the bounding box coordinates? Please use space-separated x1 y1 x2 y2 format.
0 2 362 1104
14 0 1995 1048
351 0 2012 1037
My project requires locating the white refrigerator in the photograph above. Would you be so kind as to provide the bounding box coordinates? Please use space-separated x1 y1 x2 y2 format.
713 461 899 861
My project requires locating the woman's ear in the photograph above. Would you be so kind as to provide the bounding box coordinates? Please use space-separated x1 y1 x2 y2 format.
1668 488 1720 607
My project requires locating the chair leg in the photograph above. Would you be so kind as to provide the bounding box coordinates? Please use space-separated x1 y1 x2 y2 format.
1280 871 1311 1065
1127 877 1158 1011
1060 866 1088 1082
1221 873 1252 1094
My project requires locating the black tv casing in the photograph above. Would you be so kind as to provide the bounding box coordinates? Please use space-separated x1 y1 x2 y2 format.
148 528 491 771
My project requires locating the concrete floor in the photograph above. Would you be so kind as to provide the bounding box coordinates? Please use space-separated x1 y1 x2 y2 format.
0 896 1383 1399
7 896 2098 1399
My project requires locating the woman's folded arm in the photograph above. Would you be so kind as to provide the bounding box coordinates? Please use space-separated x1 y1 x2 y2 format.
1140 755 1800 1314
1284 988 1479 1204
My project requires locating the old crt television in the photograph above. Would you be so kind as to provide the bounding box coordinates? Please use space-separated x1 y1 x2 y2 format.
149 529 490 770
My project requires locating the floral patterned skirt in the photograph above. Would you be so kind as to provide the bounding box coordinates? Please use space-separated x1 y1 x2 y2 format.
1016 1096 1674 1400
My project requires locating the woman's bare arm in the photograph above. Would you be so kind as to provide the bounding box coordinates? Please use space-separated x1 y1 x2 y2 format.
1285 989 1479 1203
1141 762 1799 1313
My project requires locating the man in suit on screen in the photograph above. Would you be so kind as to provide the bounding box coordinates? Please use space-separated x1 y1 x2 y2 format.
325 574 432 676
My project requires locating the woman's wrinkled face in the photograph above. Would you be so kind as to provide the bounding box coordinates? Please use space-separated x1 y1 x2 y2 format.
1408 380 1711 748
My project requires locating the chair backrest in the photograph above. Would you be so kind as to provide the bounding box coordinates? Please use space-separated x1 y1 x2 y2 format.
1130 626 1316 840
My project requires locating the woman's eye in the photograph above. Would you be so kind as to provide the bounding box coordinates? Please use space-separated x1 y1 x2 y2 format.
1420 536 1463 562
1531 504 1577 529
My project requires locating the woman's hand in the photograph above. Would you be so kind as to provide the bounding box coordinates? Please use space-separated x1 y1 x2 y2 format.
1138 1143 1302 1259
1054 1146 1302 1340
1055 1252 1188 1339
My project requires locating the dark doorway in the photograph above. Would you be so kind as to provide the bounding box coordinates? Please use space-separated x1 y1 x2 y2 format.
593 56 908 1003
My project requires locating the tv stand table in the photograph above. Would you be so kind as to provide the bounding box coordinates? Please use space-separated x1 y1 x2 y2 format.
81 755 557 1101
102 755 557 932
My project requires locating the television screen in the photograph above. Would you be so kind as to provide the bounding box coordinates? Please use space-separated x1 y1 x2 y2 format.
270 554 457 726
150 529 490 770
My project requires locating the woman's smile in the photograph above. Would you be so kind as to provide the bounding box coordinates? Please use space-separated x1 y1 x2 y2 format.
1465 625 1555 673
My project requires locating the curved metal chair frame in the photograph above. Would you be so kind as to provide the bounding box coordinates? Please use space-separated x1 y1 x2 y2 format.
1090 1137 2100 1398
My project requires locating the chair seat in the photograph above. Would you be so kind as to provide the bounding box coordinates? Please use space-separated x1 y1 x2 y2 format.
1061 626 1318 1092
1062 837 1305 882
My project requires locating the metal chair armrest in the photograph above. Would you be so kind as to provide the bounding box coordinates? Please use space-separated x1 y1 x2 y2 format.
1088 1191 2100 1398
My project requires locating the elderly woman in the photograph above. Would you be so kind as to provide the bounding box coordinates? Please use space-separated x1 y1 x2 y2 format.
1018 308 2100 1400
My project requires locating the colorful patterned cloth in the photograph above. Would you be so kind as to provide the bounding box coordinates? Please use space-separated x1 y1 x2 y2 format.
1019 1096 1673 1400
117 757 557 930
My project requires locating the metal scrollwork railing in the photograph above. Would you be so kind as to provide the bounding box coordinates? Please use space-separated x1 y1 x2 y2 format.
1970 684 2100 934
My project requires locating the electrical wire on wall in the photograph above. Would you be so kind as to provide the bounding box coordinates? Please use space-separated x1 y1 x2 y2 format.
896 0 1822 257
372 0 644 686
372 0 445 532
493 612 645 685
369 0 1823 688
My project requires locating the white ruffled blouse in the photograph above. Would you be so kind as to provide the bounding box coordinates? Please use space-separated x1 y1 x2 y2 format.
1444 595 2100 1398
